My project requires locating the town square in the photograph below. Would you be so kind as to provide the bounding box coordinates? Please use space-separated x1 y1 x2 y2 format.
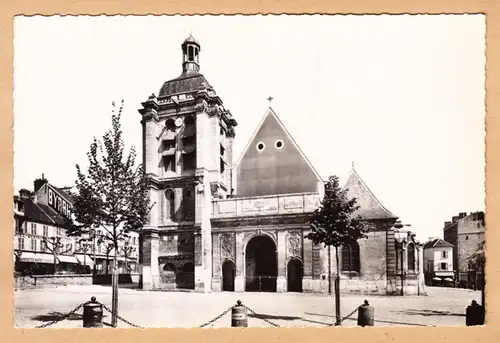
13 15 486 328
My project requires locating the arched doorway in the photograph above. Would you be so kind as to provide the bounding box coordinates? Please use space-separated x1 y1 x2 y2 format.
287 258 303 292
222 260 236 291
245 235 277 292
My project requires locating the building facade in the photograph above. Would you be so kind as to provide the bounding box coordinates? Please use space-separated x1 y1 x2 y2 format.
138 36 426 295
423 238 454 286
13 177 139 275
443 211 485 289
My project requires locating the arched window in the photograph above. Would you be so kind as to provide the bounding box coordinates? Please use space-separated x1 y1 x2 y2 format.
188 46 194 61
165 189 175 221
341 242 360 273
182 187 194 220
184 115 195 126
407 243 416 271
166 119 176 132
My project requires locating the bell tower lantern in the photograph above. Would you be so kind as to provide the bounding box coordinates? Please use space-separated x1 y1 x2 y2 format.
182 34 201 74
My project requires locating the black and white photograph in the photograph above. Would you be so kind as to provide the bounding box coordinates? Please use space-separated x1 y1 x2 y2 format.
13 14 486 328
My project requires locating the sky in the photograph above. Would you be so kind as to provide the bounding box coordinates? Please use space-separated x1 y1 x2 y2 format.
13 14 486 242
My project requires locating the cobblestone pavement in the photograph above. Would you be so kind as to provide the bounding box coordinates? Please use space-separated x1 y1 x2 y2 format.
14 285 481 328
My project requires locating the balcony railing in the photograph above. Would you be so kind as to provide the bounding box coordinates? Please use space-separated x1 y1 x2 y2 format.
212 192 321 219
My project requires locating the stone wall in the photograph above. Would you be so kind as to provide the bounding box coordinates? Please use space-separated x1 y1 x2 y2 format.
15 274 93 289
213 193 320 218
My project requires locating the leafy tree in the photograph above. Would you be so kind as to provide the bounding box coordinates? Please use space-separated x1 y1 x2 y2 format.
42 236 73 275
67 100 151 327
306 175 369 326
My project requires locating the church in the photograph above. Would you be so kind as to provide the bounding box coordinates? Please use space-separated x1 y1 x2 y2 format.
137 35 425 295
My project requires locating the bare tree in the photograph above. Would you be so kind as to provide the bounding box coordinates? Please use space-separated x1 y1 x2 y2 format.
42 236 73 275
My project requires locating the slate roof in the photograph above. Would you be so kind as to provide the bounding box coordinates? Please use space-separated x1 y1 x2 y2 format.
343 168 397 220
159 73 211 97
423 238 454 249
17 197 67 226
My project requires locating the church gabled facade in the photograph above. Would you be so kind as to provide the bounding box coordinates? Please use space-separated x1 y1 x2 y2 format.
138 36 425 295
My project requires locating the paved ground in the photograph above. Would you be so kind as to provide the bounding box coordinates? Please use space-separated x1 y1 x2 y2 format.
14 285 481 329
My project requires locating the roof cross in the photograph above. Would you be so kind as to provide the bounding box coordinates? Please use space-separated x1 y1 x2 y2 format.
267 96 274 105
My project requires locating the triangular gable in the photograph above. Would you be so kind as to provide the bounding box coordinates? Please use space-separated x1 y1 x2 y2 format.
235 107 323 197
343 167 397 220
431 238 454 249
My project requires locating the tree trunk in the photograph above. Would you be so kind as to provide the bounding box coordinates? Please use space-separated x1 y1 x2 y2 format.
111 246 119 327
53 251 57 275
84 252 87 274
334 246 341 326
93 236 97 275
328 245 332 294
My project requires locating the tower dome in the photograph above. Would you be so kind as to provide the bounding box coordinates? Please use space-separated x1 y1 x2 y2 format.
158 35 208 97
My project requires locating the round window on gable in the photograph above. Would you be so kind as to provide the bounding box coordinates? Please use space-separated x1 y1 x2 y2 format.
275 140 284 149
256 142 265 151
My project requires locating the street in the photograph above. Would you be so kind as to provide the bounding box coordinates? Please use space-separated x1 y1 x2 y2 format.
15 285 481 328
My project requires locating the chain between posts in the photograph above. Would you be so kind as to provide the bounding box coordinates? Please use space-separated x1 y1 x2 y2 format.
34 301 90 328
34 299 143 329
199 306 234 328
328 305 361 327
243 305 280 327
100 303 144 328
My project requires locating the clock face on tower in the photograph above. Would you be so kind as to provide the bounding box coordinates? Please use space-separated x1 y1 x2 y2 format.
175 117 184 127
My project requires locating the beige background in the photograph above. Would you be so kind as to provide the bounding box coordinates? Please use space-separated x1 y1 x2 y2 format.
1 0 498 342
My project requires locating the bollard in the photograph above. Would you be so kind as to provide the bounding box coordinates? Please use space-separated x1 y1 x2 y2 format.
231 300 248 327
466 300 484 326
357 300 374 327
83 296 103 328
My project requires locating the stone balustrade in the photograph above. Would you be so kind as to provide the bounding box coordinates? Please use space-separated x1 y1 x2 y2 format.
212 192 321 218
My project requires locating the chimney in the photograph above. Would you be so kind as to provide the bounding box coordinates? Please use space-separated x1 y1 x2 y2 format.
452 216 460 223
444 221 452 227
19 189 32 199
34 174 48 193
459 212 467 218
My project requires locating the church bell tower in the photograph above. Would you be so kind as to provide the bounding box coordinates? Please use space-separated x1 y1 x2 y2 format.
138 35 237 292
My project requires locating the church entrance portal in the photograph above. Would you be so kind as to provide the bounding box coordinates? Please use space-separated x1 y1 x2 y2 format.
287 258 303 292
245 235 277 292
222 260 236 291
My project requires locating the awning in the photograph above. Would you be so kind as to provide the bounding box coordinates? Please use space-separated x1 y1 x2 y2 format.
443 278 454 282
57 255 78 264
75 254 94 267
38 253 56 264
19 252 42 263
432 277 442 281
